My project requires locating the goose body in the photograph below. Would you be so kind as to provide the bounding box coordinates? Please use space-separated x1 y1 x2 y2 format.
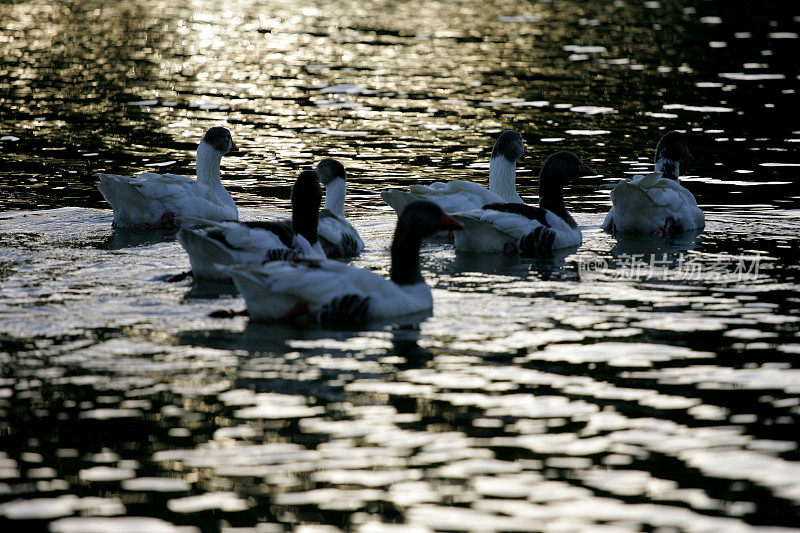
177 171 325 280
602 131 704 236
97 127 238 228
220 201 463 323
601 173 704 234
315 159 365 258
219 260 431 322
380 130 527 215
454 204 582 254
452 151 595 255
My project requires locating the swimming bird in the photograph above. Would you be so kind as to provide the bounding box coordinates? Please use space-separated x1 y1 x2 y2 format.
218 201 464 323
602 131 704 237
452 151 596 255
380 130 527 215
315 158 365 258
176 170 325 280
97 127 238 229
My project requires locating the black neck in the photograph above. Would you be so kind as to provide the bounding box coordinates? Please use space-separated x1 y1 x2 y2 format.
539 182 577 228
390 226 424 285
292 204 319 245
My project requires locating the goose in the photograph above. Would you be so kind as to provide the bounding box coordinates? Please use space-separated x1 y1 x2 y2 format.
175 170 325 280
97 127 238 229
315 158 365 258
601 131 704 237
380 130 527 215
452 151 596 255
217 201 464 323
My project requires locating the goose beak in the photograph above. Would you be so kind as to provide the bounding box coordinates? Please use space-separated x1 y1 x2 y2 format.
578 160 598 176
229 141 239 153
440 212 464 231
686 150 695 162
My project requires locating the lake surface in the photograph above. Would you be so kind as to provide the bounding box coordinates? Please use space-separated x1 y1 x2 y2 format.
1 0 799 532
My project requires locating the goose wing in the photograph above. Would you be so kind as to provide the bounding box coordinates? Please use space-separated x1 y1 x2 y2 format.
609 173 704 232
407 180 505 212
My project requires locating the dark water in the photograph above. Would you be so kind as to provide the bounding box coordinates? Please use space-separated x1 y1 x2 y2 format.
1 0 800 532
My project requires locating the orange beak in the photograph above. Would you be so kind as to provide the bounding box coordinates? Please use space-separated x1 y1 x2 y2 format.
578 160 598 176
440 212 464 230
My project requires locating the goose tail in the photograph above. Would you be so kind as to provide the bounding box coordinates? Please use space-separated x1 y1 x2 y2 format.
177 228 237 280
380 189 420 215
97 174 157 227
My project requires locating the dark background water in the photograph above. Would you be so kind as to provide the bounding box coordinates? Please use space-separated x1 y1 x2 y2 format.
1 1 800 532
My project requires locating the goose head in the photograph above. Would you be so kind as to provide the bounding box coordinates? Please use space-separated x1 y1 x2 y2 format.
654 131 692 181
391 201 463 285
538 152 595 227
655 131 692 163
316 158 348 215
316 158 347 185
291 170 323 244
540 151 597 188
398 200 464 239
492 130 527 162
201 126 237 155
196 127 236 184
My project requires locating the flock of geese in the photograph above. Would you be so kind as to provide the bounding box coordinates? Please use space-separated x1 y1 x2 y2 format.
96 128 704 323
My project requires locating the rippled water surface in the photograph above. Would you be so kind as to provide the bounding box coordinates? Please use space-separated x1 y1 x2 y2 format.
1 0 800 531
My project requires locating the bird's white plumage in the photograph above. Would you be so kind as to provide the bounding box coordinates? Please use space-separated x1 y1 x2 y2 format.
453 209 581 253
97 140 237 228
601 172 704 234
98 172 238 228
380 156 522 215
219 261 432 321
407 180 507 212
177 217 323 280
318 210 365 257
316 175 364 257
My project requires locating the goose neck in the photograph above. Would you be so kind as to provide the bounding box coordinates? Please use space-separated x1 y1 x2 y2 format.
488 156 522 202
292 203 320 245
655 157 680 181
390 227 423 286
539 182 577 228
196 142 223 186
323 178 347 216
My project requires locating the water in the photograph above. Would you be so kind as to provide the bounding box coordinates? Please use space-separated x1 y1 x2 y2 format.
1 0 799 531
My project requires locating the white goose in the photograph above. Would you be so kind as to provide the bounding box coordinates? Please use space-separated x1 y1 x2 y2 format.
452 151 596 255
176 171 325 280
218 201 464 323
380 130 527 215
602 131 704 236
97 127 238 229
315 158 365 258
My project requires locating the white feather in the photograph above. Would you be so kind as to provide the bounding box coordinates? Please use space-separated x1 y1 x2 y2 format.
317 176 364 257
602 172 704 234
177 218 324 280
318 211 365 257
453 209 581 253
380 156 522 215
219 261 432 321
97 141 237 227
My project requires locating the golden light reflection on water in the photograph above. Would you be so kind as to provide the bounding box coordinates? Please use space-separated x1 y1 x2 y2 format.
2 0 797 212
